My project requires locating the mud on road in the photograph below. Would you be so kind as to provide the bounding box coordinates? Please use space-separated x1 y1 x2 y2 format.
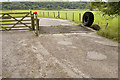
1 18 118 78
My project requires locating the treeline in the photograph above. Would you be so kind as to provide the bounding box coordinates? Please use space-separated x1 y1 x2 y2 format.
2 2 87 10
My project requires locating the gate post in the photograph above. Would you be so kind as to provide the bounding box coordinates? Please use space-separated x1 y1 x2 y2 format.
35 16 39 36
31 14 35 30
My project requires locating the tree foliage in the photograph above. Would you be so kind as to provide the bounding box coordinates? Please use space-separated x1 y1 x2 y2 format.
90 2 119 16
2 2 87 10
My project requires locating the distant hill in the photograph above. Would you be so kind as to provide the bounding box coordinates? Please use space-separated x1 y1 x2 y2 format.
2 2 87 10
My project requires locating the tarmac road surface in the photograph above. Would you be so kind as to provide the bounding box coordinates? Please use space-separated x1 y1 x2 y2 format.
1 17 118 78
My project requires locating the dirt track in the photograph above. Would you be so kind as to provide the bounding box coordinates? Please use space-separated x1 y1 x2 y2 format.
1 18 118 78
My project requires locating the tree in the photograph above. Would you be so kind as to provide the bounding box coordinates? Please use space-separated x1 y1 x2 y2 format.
2 2 88 10
86 2 93 11
90 1 119 16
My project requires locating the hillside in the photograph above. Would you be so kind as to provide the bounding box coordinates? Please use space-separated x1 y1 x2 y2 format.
2 2 87 10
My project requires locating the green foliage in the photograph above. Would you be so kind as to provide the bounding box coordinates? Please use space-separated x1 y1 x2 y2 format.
89 2 119 16
88 2 119 41
2 2 87 10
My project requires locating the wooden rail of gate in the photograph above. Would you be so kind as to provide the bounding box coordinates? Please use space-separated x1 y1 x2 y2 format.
0 11 32 31
0 11 39 36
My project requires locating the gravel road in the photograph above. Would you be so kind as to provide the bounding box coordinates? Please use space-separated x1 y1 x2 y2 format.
1 18 118 78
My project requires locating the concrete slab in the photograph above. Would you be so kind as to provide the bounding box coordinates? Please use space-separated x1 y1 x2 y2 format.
2 31 118 78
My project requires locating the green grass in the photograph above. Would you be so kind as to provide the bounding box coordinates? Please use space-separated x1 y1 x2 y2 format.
1 10 119 42
92 11 119 42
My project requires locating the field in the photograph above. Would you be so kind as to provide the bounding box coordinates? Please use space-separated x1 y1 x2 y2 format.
1 10 119 42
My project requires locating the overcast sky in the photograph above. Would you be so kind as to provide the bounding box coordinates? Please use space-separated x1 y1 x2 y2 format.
0 0 118 2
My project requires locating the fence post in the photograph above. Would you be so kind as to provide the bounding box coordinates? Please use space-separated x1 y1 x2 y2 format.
53 12 55 18
31 14 35 30
72 12 74 21
105 23 108 29
43 12 44 16
35 16 39 36
66 13 67 20
79 13 81 22
58 11 60 18
48 12 49 17
40 12 41 16
102 23 109 35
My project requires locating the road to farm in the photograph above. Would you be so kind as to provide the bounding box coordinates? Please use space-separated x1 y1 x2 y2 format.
1 17 118 78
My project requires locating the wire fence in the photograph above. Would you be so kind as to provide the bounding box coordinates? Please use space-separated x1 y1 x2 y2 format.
39 11 81 24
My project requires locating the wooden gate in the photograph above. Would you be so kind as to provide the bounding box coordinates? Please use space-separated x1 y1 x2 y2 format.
0 11 35 31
